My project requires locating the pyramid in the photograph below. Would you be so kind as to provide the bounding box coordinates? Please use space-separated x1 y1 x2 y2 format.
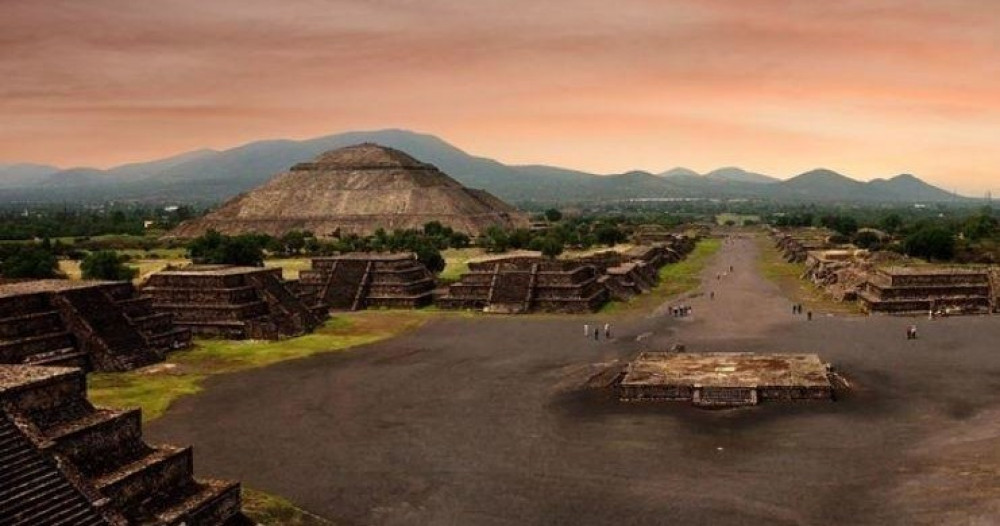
169 143 530 238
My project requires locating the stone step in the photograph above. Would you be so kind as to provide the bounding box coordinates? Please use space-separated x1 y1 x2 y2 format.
44 408 149 478
25 348 89 369
0 310 65 340
157 479 243 526
95 445 195 519
0 332 76 363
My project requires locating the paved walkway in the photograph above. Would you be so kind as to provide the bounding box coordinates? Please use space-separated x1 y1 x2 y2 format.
148 235 1000 526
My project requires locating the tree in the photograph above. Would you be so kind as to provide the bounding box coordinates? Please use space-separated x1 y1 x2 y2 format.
481 226 510 253
594 223 626 246
0 246 59 278
188 230 265 266
880 213 904 234
530 236 564 258
81 250 138 281
853 231 882 250
904 226 956 261
544 208 563 222
962 213 998 241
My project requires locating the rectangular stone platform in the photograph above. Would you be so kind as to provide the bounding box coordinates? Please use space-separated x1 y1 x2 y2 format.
618 352 834 407
0 280 191 372
144 266 327 340
298 252 435 311
859 267 993 315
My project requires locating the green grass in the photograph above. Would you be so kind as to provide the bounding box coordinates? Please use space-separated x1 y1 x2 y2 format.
601 238 723 315
88 313 426 421
243 488 334 525
754 236 861 315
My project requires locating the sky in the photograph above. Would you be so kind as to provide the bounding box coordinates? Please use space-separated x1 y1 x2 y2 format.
1 0 999 195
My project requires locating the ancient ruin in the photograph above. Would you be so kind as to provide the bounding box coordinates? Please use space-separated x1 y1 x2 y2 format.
0 280 190 372
773 228 840 263
0 364 250 525
616 352 836 407
144 266 327 339
298 253 436 310
438 256 609 313
168 143 530 239
858 267 993 315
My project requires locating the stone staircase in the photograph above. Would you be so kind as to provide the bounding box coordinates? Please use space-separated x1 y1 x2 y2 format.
0 365 250 525
0 410 110 526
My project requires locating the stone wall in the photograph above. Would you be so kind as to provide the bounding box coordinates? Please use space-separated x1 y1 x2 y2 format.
298 253 436 310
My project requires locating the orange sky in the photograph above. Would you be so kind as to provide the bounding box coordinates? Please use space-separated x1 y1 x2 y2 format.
2 0 998 195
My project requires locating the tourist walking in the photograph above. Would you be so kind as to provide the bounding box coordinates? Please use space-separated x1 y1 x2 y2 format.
807 310 813 321
604 323 611 339
594 327 600 341
584 324 590 337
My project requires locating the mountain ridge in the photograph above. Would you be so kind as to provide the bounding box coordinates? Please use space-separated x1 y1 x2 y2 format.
0 129 966 205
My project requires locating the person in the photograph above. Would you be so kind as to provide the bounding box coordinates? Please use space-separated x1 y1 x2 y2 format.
594 327 600 341
604 323 611 339
909 325 918 340
792 304 798 315
710 291 715 300
584 323 590 337
807 310 813 321
730 265 734 272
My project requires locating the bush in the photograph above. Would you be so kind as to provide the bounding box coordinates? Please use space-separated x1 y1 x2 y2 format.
853 231 882 250
0 246 59 278
81 251 138 281
544 208 563 222
529 236 564 258
188 230 265 266
904 226 955 261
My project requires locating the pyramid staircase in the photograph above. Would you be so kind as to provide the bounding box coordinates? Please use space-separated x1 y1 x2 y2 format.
0 365 250 525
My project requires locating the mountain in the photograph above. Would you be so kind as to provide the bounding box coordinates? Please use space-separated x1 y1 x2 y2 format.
705 167 778 184
0 129 967 205
0 163 60 188
658 167 701 178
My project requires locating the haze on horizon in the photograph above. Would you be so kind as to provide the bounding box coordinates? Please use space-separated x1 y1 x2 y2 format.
1 0 998 195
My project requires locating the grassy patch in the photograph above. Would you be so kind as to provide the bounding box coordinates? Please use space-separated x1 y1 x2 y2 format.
601 238 722 315
754 236 861 315
440 247 485 282
87 312 426 421
243 488 334 526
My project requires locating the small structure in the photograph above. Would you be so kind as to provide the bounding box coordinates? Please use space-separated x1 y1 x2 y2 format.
438 257 608 313
0 364 251 525
772 228 840 263
858 267 993 315
144 266 327 339
0 280 190 372
617 352 835 407
298 252 435 310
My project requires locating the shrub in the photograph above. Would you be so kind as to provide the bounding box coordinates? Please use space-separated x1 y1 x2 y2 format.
81 251 138 281
0 246 59 278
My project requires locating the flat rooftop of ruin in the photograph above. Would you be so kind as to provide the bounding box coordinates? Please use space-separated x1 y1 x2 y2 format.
881 266 989 276
153 265 274 276
0 279 119 298
313 252 415 262
0 364 77 392
620 352 831 389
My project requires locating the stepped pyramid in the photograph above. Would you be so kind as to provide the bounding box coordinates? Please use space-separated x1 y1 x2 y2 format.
170 143 529 238
0 365 251 525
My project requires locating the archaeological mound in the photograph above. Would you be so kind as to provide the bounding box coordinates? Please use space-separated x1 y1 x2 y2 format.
616 352 838 408
168 143 530 238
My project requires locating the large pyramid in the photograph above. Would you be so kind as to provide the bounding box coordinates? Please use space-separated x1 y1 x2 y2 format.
169 143 529 238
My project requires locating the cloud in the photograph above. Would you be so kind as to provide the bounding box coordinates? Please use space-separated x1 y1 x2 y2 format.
0 0 998 193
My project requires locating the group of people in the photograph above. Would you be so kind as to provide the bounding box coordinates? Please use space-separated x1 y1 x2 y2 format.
906 325 919 340
671 305 693 317
792 303 813 321
583 323 613 341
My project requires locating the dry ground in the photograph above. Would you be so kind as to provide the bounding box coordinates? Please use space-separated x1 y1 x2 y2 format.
147 234 1000 525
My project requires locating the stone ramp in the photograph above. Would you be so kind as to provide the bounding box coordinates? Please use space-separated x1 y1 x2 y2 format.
0 365 249 525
